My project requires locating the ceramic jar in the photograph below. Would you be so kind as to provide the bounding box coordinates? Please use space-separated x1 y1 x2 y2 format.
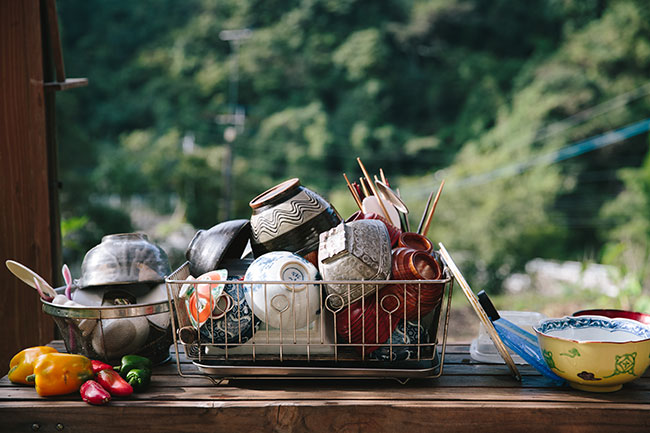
249 178 341 263
318 220 392 309
243 251 321 330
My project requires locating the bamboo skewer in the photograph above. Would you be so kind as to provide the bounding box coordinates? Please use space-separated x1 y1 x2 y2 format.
357 157 391 220
417 190 435 235
421 179 445 238
343 173 363 210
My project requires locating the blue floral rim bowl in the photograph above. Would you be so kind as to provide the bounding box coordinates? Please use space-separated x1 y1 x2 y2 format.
534 315 650 392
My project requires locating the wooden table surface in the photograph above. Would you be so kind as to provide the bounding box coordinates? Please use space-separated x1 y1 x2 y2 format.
1 341 648 432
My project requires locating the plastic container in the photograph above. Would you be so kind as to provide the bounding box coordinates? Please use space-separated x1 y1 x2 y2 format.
470 310 547 364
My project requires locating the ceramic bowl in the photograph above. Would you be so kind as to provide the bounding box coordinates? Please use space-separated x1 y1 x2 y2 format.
249 178 341 259
78 233 171 289
369 320 430 361
183 270 229 328
333 287 402 354
345 211 402 247
319 220 392 309
573 309 650 326
534 315 650 392
199 278 261 347
185 219 251 277
243 251 321 330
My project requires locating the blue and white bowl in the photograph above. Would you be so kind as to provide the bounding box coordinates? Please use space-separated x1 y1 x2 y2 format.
199 278 261 347
369 320 430 361
244 251 321 330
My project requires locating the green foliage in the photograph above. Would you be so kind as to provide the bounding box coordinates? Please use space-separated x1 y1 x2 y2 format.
55 0 650 304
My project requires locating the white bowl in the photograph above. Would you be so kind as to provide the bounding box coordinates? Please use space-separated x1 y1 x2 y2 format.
243 251 321 330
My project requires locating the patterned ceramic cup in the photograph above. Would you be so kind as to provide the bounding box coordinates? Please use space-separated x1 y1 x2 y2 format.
243 251 321 330
249 178 341 261
318 220 392 309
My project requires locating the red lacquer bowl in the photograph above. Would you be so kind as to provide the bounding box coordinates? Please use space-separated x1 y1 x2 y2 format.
388 247 444 320
573 309 650 325
335 289 401 354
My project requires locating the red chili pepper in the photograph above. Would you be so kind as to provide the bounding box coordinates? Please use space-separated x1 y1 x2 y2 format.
96 369 133 397
91 360 113 375
80 380 111 405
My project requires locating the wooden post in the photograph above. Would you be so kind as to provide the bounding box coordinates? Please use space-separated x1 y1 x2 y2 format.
0 0 56 376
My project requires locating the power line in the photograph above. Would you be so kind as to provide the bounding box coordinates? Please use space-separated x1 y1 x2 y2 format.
451 118 650 189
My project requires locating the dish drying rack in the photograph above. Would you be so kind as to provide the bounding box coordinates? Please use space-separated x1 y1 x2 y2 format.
165 258 454 382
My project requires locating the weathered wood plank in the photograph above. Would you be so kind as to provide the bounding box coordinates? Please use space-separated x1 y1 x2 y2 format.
1 401 648 433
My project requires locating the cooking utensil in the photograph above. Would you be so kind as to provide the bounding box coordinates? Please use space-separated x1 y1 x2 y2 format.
374 180 409 214
361 196 400 228
5 260 57 300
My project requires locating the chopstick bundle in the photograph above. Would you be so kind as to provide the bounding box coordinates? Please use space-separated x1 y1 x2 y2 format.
343 173 363 210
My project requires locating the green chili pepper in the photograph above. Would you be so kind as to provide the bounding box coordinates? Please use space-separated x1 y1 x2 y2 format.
125 368 151 391
115 355 152 379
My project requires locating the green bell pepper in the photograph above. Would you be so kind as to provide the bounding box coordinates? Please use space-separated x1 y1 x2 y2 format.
115 354 152 379
125 368 151 391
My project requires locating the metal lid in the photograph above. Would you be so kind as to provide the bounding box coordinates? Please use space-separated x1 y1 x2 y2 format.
438 242 521 381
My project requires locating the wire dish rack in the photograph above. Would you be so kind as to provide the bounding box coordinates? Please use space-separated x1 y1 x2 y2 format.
165 257 454 382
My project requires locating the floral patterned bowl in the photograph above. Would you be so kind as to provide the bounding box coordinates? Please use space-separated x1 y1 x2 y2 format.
534 315 650 392
199 278 261 348
369 320 430 361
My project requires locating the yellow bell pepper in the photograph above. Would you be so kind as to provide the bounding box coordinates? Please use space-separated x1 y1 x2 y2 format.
8 346 59 385
27 353 94 396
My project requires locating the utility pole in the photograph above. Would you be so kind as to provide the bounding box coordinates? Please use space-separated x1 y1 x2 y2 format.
217 28 251 221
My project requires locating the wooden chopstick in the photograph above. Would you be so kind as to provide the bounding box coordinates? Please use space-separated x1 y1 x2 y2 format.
357 157 391 220
343 173 363 210
421 179 445 238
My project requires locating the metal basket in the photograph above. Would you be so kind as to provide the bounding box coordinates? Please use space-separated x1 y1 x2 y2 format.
166 256 454 381
41 291 173 365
